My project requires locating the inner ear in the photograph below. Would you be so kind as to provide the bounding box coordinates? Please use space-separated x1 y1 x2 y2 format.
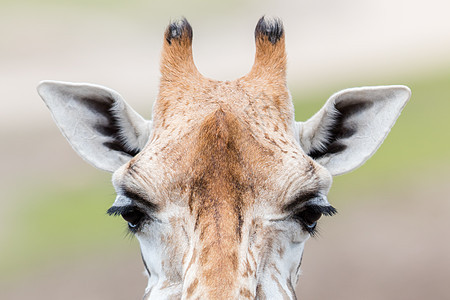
297 85 411 176
38 81 152 172
308 99 374 159
99 100 142 157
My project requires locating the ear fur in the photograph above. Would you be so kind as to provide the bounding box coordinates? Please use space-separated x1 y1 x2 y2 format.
38 80 152 172
297 85 411 176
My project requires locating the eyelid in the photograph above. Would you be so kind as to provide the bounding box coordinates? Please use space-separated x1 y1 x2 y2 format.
284 193 330 213
122 189 150 204
117 188 158 212
284 191 320 212
302 196 331 208
111 195 133 207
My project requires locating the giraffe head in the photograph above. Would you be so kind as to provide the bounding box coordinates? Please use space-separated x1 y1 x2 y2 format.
38 17 410 299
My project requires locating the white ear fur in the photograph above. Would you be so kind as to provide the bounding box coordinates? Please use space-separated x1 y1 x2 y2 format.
38 80 152 172
297 85 411 176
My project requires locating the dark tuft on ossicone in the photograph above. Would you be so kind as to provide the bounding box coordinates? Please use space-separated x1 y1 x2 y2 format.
166 17 193 45
255 16 284 44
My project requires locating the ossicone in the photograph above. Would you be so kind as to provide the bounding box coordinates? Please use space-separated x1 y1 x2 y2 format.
246 16 287 84
160 17 200 82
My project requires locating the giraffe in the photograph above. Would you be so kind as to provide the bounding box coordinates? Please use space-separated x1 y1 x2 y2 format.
38 16 410 299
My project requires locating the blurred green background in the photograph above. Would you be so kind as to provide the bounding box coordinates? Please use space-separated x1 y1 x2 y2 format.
1 0 449 299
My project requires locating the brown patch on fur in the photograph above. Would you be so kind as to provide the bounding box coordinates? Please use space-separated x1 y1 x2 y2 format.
160 280 171 290
256 284 266 300
239 288 253 299
182 252 188 266
188 110 249 298
242 258 254 278
186 278 199 298
278 245 285 259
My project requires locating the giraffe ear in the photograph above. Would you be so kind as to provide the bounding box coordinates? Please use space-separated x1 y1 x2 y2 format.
38 81 152 172
297 85 411 176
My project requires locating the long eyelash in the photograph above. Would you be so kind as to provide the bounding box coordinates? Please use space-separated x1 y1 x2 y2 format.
308 227 318 237
107 205 132 216
125 225 138 237
313 206 338 237
314 205 338 216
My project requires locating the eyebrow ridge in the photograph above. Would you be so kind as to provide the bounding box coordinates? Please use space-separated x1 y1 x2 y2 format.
120 188 158 212
283 190 320 212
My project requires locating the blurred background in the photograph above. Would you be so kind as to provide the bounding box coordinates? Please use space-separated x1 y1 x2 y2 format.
1 0 449 299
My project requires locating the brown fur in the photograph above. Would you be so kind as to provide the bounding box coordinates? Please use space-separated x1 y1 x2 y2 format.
188 110 251 298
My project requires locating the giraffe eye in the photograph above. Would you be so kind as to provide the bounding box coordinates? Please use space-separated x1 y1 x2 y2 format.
295 207 321 233
107 205 146 233
121 208 145 229
300 207 322 225
293 205 337 235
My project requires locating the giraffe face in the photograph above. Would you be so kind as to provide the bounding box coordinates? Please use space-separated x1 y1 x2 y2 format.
38 16 410 300
109 75 336 298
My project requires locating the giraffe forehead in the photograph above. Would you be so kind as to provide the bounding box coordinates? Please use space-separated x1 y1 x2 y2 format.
125 103 326 211
152 79 293 133
116 72 328 213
